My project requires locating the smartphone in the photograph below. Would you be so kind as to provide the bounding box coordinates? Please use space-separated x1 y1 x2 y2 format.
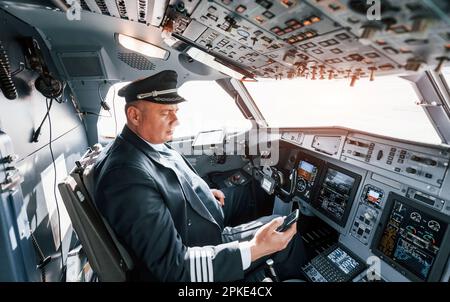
276 209 299 232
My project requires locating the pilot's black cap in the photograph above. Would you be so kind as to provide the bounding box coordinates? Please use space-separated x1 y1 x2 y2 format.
118 70 186 104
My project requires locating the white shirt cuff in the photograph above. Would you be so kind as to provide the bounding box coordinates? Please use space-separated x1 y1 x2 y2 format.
239 241 252 270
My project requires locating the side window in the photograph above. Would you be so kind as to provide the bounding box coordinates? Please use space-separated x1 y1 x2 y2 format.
97 82 128 140
97 80 251 140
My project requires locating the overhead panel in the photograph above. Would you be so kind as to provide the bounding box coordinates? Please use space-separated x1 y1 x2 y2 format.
104 0 120 18
84 0 103 14
115 0 129 19
166 0 449 81
312 0 450 72
59 0 450 81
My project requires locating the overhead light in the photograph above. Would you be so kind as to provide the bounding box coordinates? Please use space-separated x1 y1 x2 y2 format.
186 47 246 79
117 33 169 60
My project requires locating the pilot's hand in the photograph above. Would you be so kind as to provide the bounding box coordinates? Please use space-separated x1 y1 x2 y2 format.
211 189 225 207
249 217 297 262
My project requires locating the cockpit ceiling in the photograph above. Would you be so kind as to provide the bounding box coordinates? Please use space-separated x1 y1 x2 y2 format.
7 0 450 81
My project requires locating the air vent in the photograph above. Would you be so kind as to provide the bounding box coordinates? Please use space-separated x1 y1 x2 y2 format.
79 0 90 11
118 52 155 70
137 0 148 24
59 52 106 79
95 0 110 15
116 0 128 19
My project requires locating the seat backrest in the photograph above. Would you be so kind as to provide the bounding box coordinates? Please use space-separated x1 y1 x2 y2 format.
58 144 134 281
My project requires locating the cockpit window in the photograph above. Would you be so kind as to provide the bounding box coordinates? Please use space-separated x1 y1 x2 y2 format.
243 76 442 145
97 80 251 140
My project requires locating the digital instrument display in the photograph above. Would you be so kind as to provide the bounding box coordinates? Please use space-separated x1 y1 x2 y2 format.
367 190 380 203
295 152 325 203
362 185 384 206
327 247 360 275
313 165 361 226
298 161 315 181
372 193 449 281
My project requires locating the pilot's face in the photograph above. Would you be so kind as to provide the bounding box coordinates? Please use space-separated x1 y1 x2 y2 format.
128 101 180 144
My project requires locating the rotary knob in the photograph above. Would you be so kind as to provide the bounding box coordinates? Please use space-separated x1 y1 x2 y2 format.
297 179 306 192
364 212 374 222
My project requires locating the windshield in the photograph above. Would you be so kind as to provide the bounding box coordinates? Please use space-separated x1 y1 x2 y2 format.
244 76 441 145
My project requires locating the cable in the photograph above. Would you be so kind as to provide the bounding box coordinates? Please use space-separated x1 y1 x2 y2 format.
31 100 52 143
0 40 17 100
80 111 111 118
29 222 51 282
54 82 65 104
46 97 65 280
98 81 111 111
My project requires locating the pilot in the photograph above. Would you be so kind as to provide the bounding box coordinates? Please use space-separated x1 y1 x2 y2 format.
94 70 307 281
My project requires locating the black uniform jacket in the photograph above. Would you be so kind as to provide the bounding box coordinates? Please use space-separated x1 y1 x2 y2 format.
94 126 254 281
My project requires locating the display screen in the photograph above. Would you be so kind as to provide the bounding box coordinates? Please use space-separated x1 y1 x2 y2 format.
374 198 448 281
367 189 381 204
315 167 359 225
295 156 323 203
362 185 384 206
327 247 359 275
298 160 315 181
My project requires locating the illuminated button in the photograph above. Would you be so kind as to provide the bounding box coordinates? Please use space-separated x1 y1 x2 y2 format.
235 5 246 13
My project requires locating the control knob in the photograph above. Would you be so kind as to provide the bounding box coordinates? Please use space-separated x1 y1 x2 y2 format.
364 212 374 222
297 179 306 192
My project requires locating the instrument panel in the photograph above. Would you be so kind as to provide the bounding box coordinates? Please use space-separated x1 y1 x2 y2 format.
312 164 362 226
278 129 450 281
167 0 450 80
343 134 449 188
372 193 450 281
295 151 325 203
